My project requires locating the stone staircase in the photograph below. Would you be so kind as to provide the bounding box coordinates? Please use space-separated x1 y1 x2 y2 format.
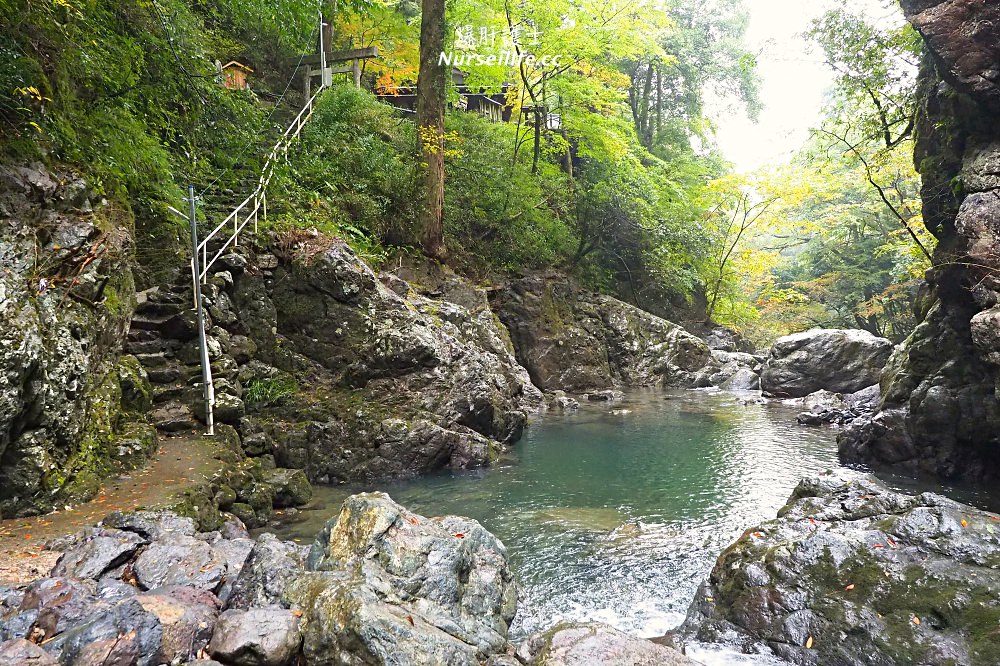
127 240 253 434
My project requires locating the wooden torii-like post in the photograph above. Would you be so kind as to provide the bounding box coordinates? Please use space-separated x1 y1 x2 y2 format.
300 46 379 97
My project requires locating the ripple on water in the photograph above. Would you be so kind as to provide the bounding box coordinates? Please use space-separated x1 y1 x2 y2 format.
268 389 847 646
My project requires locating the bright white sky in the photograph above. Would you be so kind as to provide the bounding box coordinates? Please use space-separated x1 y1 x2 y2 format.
711 0 902 173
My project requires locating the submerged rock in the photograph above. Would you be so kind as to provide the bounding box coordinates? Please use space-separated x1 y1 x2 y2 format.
761 329 892 398
673 472 1000 666
517 622 697 665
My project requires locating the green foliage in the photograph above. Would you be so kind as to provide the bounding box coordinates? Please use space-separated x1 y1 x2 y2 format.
2 0 758 314
442 112 574 271
244 374 298 407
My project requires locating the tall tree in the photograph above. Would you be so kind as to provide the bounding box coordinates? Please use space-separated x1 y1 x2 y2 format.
416 0 447 259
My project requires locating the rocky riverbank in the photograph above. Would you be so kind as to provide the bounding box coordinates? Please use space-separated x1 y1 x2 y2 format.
0 495 696 666
671 472 1000 665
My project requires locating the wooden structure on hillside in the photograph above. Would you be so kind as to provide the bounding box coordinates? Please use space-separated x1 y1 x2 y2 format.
297 47 380 97
220 61 253 90
376 69 513 122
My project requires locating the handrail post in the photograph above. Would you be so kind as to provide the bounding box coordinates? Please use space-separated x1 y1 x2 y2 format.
188 186 215 436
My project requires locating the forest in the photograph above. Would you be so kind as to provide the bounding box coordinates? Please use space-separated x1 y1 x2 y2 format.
1 0 931 345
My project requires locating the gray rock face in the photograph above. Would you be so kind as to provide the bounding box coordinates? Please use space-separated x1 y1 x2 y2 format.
792 385 880 428
840 1 1000 482
490 274 713 392
761 329 893 398
0 500 526 666
0 638 58 665
215 241 544 483
284 492 518 665
673 472 1000 665
517 622 698 665
50 528 146 580
225 533 308 610
0 165 144 518
207 608 301 666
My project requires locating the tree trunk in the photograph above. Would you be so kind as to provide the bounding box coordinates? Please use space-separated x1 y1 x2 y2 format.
416 0 447 260
655 65 662 138
638 64 653 145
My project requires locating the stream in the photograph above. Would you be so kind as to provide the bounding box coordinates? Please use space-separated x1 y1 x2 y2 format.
265 389 997 664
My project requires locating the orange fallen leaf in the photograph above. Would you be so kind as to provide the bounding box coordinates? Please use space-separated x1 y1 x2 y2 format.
808 519 817 525
873 544 884 549
291 610 303 617
407 517 418 525
961 519 968 528
453 533 465 539
805 636 814 649
752 532 763 538
845 584 855 591
912 616 921 625
24 535 32 540
991 516 998 521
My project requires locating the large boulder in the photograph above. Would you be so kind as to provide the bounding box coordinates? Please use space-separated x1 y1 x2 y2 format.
490 273 712 392
283 492 518 665
673 472 1000 665
224 239 542 484
517 622 698 665
761 329 892 398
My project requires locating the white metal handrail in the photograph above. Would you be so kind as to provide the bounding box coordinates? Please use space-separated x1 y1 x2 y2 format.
192 84 325 283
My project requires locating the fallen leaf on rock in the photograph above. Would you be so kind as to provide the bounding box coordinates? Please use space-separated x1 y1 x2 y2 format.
291 610 303 617
912 616 921 625
845 584 855 590
873 544 883 549
805 636 814 649
453 533 465 539
961 519 968 528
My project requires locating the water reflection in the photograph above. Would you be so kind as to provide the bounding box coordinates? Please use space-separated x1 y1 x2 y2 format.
270 389 848 641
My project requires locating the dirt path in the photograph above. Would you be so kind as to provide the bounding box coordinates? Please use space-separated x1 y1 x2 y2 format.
0 433 220 585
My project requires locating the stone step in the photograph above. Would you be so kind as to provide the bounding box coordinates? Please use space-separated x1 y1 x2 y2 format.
124 338 175 356
127 328 158 343
152 384 186 404
130 314 172 332
133 351 174 369
146 365 189 385
152 401 198 433
134 300 184 318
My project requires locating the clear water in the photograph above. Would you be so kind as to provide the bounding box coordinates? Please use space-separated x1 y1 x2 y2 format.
269 389 851 649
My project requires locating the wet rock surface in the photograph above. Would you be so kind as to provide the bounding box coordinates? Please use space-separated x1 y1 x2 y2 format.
841 0 1000 482
673 472 1000 666
490 273 715 392
0 165 150 518
518 622 697 665
761 329 892 398
288 491 518 665
792 385 880 427
0 497 530 666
